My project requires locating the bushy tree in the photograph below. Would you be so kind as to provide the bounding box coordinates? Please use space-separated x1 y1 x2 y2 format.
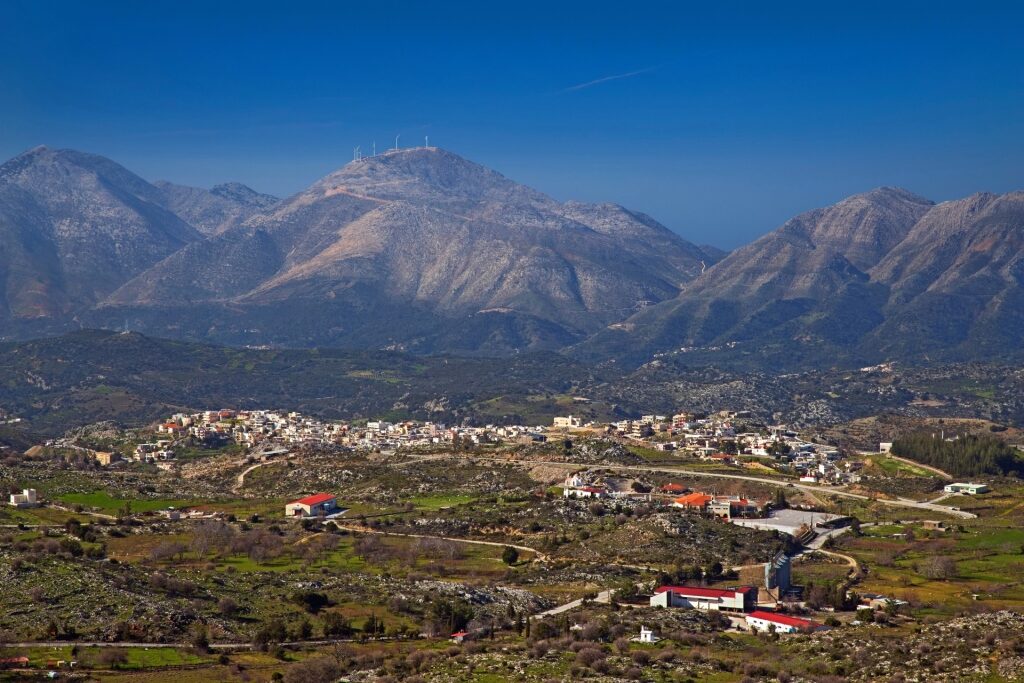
501 546 519 565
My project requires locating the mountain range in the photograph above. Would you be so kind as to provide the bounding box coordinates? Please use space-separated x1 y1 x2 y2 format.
0 144 1021 367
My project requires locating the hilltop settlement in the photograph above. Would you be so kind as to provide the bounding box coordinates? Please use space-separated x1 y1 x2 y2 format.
4 396 1023 682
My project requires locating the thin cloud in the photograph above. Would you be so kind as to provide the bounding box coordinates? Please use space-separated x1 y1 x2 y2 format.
562 67 656 93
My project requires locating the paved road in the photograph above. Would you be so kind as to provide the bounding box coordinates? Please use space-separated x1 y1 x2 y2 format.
234 460 270 491
535 589 614 618
48 504 118 521
457 455 976 519
799 527 860 570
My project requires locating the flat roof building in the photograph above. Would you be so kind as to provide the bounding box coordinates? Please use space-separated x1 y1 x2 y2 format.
944 482 990 495
650 585 757 612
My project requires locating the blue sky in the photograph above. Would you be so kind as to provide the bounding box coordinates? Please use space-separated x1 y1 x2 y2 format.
1 0 1022 248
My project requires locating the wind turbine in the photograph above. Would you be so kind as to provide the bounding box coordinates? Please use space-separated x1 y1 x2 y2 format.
394 135 400 151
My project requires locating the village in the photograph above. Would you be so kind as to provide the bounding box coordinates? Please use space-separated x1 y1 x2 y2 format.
68 407 861 487
3 403 1010 682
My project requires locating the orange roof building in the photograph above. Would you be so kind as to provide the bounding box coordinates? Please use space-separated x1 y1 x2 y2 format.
673 493 713 509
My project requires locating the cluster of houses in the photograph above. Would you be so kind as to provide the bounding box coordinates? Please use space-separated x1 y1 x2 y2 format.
552 412 855 484
140 406 856 482
131 441 177 465
649 584 825 633
155 409 548 452
560 472 652 501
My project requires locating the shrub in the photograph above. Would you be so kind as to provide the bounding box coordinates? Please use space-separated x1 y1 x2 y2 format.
918 556 958 580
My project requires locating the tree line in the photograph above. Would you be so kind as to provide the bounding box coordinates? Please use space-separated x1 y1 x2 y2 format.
890 433 1024 478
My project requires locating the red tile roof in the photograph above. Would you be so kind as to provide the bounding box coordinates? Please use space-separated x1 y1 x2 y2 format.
654 585 743 599
291 493 336 506
660 483 687 492
674 493 713 507
747 610 823 630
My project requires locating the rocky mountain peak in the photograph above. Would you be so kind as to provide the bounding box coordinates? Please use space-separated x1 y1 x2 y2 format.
0 147 201 320
310 146 551 207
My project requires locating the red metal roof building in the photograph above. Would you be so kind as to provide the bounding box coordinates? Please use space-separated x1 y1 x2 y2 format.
745 610 825 633
284 492 338 518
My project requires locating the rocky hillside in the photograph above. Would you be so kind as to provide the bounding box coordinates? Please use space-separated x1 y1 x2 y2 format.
1 144 1021 366
866 191 1024 358
579 187 1024 367
152 180 278 235
0 146 200 327
98 147 718 351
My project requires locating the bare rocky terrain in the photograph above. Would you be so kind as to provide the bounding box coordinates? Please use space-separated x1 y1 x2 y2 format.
2 144 1021 365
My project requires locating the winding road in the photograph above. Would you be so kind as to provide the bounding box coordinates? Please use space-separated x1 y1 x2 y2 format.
330 522 548 562
454 455 977 519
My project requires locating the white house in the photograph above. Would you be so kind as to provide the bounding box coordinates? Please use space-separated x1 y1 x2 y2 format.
553 415 582 429
563 472 586 488
745 610 825 634
8 489 38 508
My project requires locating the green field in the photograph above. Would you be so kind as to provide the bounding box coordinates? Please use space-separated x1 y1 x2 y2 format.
863 454 936 477
839 517 1024 613
408 493 476 510
58 491 201 514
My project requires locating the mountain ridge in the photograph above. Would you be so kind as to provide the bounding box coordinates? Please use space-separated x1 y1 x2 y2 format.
576 186 1023 367
0 146 201 323
0 144 1021 369
97 146 718 351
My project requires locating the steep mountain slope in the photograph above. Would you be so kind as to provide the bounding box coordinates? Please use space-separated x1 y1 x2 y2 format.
0 146 201 327
100 147 717 351
578 188 935 361
580 186 1024 368
866 191 1024 357
152 180 278 235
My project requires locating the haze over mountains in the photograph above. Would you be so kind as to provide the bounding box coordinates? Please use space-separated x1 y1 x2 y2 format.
0 144 1021 367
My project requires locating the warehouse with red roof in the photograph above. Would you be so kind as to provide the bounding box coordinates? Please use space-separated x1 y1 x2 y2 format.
284 492 338 518
745 610 826 633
